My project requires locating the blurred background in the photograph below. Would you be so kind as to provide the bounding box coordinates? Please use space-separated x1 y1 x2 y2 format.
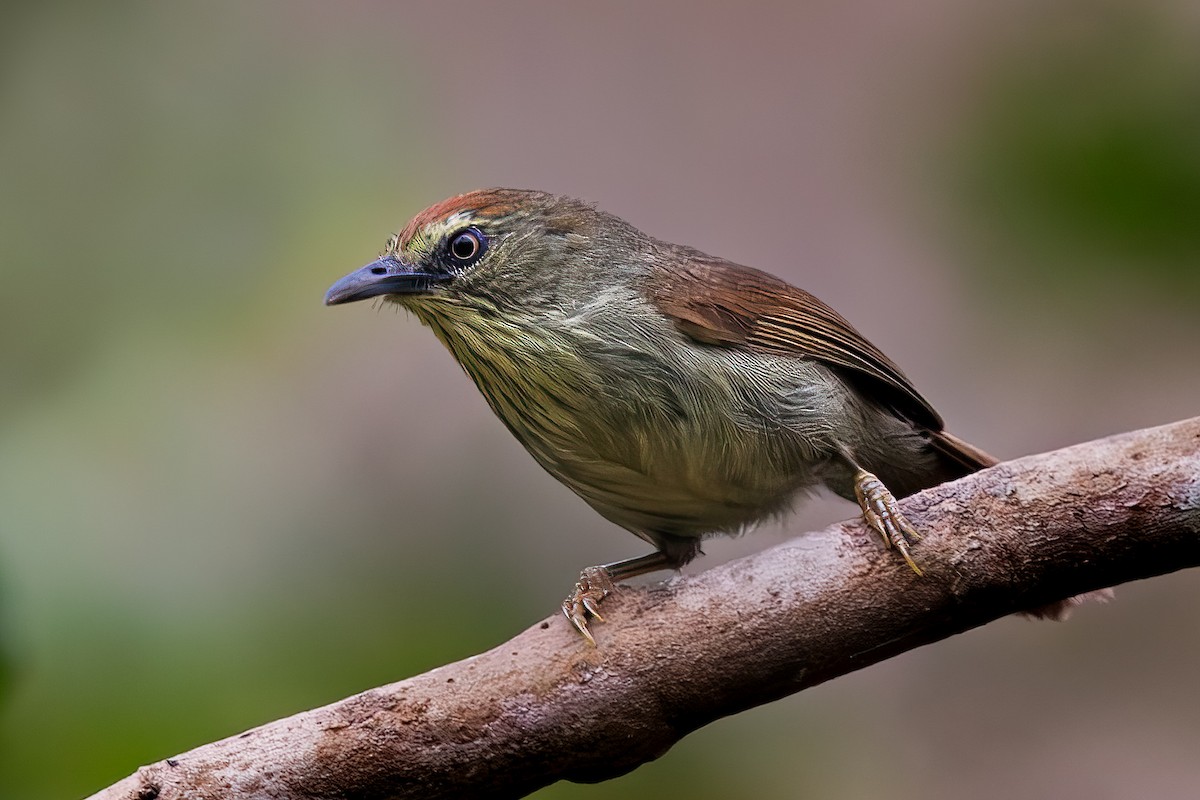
2 1 1198 797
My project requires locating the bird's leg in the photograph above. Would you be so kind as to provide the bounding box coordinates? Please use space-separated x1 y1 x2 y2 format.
563 551 675 645
853 468 923 575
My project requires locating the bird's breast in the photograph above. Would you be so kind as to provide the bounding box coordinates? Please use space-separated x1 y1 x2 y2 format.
417 302 844 538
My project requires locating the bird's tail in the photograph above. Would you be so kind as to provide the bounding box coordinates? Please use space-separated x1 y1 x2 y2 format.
928 429 999 476
883 429 997 500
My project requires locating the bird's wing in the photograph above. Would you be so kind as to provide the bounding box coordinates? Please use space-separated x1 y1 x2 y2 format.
648 253 944 431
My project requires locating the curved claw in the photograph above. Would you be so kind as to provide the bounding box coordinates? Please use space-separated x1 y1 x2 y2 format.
854 469 924 576
581 595 605 621
562 565 615 645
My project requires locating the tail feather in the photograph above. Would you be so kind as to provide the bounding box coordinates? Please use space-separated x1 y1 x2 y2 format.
1021 589 1115 620
928 429 999 475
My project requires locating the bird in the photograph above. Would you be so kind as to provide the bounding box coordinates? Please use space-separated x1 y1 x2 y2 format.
325 188 999 644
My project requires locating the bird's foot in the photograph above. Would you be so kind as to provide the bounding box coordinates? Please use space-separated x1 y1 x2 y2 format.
853 469 923 575
562 565 615 645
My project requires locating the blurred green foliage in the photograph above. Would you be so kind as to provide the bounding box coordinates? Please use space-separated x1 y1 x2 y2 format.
956 7 1200 306
0 3 451 796
0 2 433 418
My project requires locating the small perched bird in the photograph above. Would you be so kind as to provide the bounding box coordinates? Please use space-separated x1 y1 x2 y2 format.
325 188 998 643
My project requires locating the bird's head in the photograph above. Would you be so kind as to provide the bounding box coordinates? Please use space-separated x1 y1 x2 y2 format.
325 189 644 318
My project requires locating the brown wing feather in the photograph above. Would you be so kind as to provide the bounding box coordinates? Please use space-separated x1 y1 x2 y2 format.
649 254 945 431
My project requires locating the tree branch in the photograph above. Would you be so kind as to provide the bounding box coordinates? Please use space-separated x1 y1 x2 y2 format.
89 418 1200 800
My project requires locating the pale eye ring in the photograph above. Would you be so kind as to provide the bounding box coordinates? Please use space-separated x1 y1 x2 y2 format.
448 228 486 264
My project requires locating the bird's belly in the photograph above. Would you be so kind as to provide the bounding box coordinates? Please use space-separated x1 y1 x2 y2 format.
433 311 841 538
535 414 829 540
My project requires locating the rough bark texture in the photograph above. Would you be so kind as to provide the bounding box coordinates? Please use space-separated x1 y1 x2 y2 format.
89 418 1200 800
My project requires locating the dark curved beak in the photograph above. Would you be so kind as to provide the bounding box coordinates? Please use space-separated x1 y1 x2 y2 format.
324 256 447 306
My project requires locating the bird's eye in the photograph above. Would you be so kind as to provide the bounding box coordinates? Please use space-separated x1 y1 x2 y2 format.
447 228 486 265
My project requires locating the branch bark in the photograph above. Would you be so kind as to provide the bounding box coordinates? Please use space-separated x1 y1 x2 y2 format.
90 418 1200 800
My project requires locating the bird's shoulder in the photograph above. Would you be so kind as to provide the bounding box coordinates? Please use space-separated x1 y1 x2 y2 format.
644 247 943 431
